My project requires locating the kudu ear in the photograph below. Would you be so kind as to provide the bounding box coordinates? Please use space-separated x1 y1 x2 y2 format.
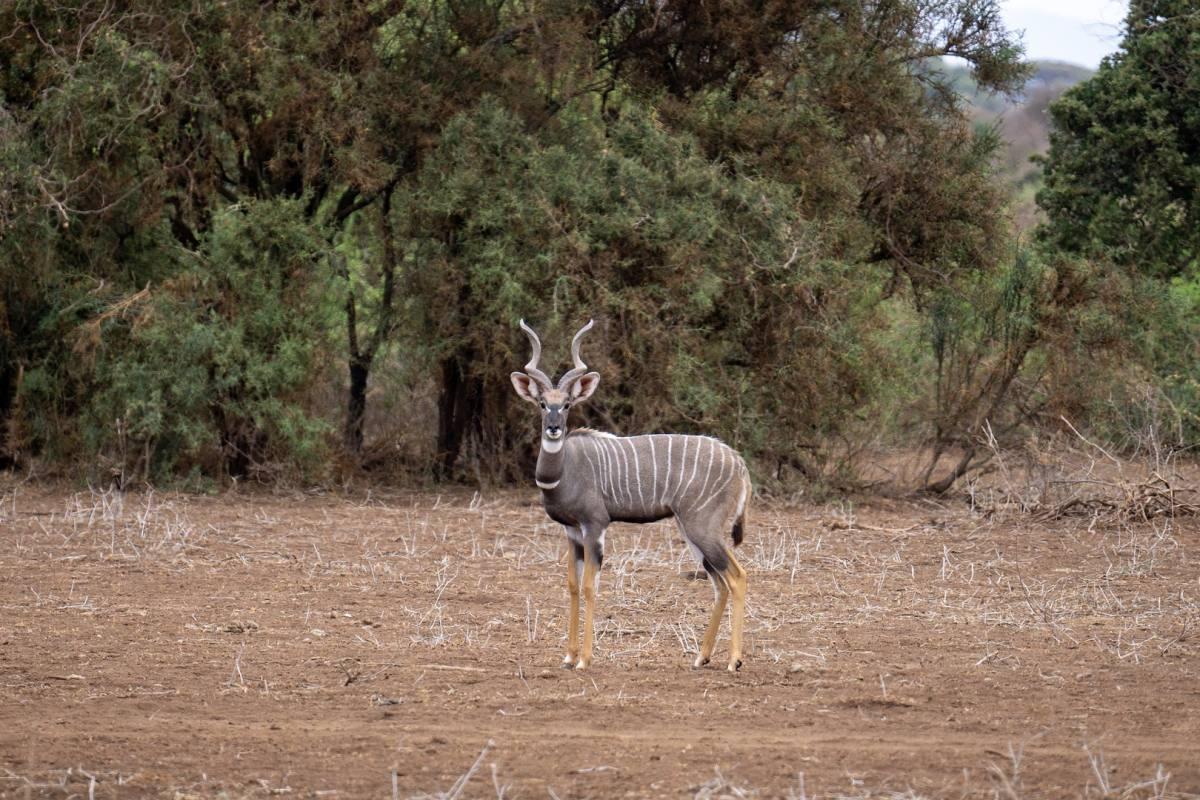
510 372 542 404
569 372 601 403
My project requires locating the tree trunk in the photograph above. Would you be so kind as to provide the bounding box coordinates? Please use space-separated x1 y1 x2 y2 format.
924 446 977 494
210 382 261 480
344 358 369 455
436 350 484 479
339 183 399 460
0 361 19 470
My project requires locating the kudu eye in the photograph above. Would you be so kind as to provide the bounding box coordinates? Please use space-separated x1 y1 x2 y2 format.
538 400 547 410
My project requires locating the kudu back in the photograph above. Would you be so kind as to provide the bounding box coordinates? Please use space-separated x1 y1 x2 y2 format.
511 319 751 671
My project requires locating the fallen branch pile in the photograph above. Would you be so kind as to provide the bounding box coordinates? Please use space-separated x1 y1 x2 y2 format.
1036 472 1199 521
969 418 1199 521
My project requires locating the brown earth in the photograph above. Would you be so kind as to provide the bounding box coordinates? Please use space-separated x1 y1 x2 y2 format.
1 485 1198 798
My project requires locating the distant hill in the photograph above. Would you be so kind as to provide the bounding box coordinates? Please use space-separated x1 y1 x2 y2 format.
936 60 1095 229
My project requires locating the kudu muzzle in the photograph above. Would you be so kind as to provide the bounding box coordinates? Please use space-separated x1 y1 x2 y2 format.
544 406 566 441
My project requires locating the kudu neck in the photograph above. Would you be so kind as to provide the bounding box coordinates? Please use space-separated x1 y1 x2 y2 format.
534 435 566 489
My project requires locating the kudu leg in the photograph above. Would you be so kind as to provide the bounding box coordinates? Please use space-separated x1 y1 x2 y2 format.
577 539 602 670
564 541 583 667
694 576 729 669
725 550 747 671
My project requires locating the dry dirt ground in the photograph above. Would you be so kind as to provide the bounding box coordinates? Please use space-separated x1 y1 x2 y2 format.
1 484 1198 798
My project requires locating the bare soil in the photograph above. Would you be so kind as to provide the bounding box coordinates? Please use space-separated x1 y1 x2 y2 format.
1 485 1198 798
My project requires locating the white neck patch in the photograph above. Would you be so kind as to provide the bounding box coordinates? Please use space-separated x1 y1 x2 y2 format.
535 478 560 490
541 437 564 453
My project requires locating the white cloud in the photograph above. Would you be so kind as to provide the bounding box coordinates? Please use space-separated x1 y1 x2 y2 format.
1004 0 1126 25
1002 0 1128 67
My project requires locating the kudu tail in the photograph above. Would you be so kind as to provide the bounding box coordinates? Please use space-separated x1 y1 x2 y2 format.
731 469 750 547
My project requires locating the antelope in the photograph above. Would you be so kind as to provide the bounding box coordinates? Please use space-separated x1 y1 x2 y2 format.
510 319 751 671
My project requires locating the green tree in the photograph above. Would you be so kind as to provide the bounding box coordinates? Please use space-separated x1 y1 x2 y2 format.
0 2 409 473
1037 0 1200 278
1036 0 1200 451
0 0 1031 486
394 0 1028 479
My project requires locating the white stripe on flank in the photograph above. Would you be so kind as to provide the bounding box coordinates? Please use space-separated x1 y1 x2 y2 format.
600 438 619 501
683 436 702 500
582 443 600 488
697 438 717 500
734 467 749 516
628 438 638 506
713 447 731 495
675 437 687 505
601 438 615 498
633 437 645 510
702 445 723 503
648 436 657 511
609 439 620 499
592 438 605 496
661 436 672 509
694 456 736 512
614 438 624 506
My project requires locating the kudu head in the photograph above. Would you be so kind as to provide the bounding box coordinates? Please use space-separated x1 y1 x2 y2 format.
510 320 600 452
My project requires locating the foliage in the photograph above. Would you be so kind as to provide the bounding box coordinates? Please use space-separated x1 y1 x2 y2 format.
1033 0 1200 454
1075 272 1200 454
1155 275 1200 444
400 100 883 479
918 248 1049 490
19 199 334 484
1036 0 1200 279
2 0 1112 490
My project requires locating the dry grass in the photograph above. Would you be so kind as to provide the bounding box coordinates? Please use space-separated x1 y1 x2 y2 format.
0 479 1198 797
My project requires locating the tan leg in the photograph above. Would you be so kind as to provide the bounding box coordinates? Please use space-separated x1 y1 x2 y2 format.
577 548 598 670
564 550 580 667
725 551 747 671
694 576 729 669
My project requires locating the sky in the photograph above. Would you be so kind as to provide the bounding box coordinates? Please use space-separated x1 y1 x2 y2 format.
1002 0 1129 67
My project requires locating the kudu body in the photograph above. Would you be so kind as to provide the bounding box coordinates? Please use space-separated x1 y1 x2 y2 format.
511 320 750 671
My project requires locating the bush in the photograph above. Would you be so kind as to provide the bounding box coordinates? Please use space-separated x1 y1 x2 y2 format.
20 199 335 484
